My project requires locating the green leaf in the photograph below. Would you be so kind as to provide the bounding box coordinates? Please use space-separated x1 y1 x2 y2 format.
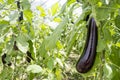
54 17 61 22
116 42 120 48
68 3 77 18
7 0 14 4
74 8 90 26
67 0 76 6
56 58 63 68
103 63 113 80
0 20 9 31
51 2 59 16
97 1 102 7
56 41 63 49
47 57 54 70
0 0 4 3
103 27 112 42
95 7 109 21
58 2 66 15
55 68 62 80
66 9 88 54
97 38 106 52
104 63 120 80
26 64 42 73
46 17 68 50
21 0 31 10
38 41 47 57
6 37 14 54
89 0 100 4
67 28 78 53
109 46 120 67
0 68 13 79
109 0 119 8
16 34 29 53
36 6 46 17
117 0 120 5
24 9 33 22
115 15 120 29
9 11 18 21
28 25 35 38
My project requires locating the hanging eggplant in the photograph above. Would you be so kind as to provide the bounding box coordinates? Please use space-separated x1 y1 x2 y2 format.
17 1 23 22
76 17 98 73
2 53 7 64
1 53 12 66
14 41 19 50
26 51 34 63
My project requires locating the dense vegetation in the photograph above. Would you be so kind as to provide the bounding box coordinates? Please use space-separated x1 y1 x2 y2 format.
0 0 120 80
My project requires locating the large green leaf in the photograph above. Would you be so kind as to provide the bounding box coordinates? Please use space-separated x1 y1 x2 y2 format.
47 57 54 70
24 9 33 22
67 27 78 54
117 0 120 4
51 2 59 16
9 11 19 21
109 46 120 67
66 9 88 54
115 15 120 29
88 0 100 5
38 41 47 57
55 68 62 80
26 64 42 73
104 63 120 80
109 0 119 8
21 0 31 10
0 20 9 31
103 27 112 42
103 63 113 80
36 6 46 17
0 68 13 80
67 0 76 6
58 2 66 15
95 7 110 21
45 17 68 50
0 0 4 3
39 18 68 50
56 58 63 68
38 17 68 57
97 38 106 52
7 0 14 4
16 34 29 53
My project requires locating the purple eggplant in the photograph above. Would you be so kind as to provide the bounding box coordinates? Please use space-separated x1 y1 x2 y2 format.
76 17 98 73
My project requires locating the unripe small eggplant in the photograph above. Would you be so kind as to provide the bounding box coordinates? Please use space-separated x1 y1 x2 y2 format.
18 11 23 22
1 53 12 66
17 1 20 9
17 1 23 22
26 51 34 63
2 53 7 64
14 41 19 50
76 17 98 73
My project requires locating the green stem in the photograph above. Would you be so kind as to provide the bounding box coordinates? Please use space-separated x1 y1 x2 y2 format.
100 50 105 80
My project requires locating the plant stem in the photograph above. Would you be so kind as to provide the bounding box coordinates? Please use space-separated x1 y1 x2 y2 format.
99 50 105 80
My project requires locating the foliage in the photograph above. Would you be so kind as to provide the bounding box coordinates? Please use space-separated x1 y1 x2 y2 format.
0 0 120 80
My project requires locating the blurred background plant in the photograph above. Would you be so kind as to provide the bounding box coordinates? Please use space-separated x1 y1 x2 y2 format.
0 0 120 80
